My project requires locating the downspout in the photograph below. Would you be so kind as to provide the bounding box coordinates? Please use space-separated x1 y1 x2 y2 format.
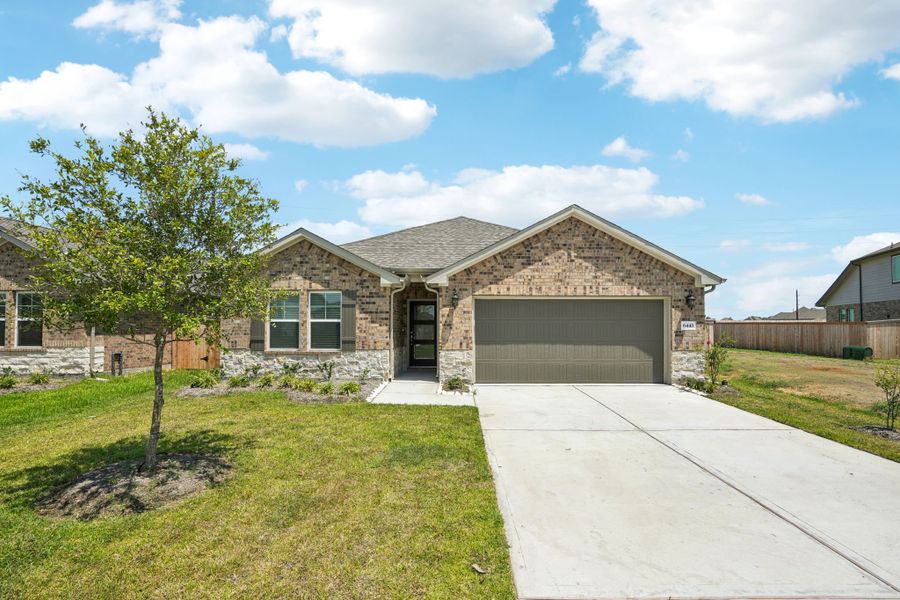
423 280 441 383
388 277 408 381
89 326 96 377
854 261 864 322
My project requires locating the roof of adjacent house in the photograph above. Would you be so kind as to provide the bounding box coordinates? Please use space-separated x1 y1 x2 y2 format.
341 217 518 272
816 241 900 306
0 217 44 250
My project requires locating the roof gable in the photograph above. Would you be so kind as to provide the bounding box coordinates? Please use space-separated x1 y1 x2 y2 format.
264 228 402 286
425 205 725 287
341 217 517 272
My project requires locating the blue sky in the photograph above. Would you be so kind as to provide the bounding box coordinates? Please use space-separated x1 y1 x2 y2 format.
2 0 900 318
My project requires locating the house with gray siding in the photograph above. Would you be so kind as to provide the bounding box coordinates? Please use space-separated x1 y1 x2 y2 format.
816 242 900 321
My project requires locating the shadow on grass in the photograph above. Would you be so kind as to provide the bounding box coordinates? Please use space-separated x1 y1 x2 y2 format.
0 429 251 513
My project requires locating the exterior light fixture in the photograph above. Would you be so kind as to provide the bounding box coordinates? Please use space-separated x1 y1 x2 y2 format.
451 289 460 308
685 290 696 310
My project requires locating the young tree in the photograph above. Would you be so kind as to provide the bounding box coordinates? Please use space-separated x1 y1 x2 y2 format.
1 109 278 469
874 365 900 431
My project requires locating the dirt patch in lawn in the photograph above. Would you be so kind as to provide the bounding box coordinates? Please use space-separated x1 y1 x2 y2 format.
38 453 231 520
0 379 71 396
177 378 381 403
850 425 900 442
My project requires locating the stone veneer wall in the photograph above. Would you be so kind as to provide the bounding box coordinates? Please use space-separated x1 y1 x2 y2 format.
222 348 388 380
438 350 473 383
0 346 104 376
435 217 709 383
827 300 900 322
672 350 704 381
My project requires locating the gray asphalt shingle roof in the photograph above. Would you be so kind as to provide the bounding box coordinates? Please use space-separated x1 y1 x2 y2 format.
341 216 518 272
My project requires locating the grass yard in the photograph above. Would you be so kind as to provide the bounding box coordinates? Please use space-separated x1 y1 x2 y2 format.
0 372 515 599
712 349 900 463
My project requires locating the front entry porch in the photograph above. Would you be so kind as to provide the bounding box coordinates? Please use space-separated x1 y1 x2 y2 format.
391 282 440 379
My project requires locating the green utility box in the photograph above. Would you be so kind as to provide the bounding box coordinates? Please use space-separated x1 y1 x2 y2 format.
842 345 873 360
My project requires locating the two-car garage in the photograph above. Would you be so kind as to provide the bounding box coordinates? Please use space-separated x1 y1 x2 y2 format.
473 298 667 384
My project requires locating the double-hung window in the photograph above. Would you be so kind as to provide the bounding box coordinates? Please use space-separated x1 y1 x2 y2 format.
16 292 43 347
847 307 856 322
269 295 300 349
892 254 900 284
309 291 341 351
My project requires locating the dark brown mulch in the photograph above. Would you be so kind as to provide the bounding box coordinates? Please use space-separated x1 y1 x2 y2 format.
850 425 900 442
37 453 231 521
177 378 381 403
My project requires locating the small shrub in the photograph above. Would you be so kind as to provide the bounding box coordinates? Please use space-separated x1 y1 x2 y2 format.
189 370 220 389
256 373 276 387
317 381 335 395
293 378 317 392
874 365 900 430
243 363 263 379
358 368 370 383
281 362 302 375
679 376 714 394
0 374 17 389
27 371 51 385
443 376 468 392
704 342 730 386
317 361 336 381
227 375 251 388
338 381 361 397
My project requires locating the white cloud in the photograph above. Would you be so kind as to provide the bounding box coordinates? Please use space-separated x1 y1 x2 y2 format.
293 179 308 193
0 16 436 147
683 127 694 141
270 24 288 42
346 164 702 228
73 0 181 37
720 239 750 251
883 63 900 80
222 143 269 160
277 219 372 244
734 274 837 314
831 232 900 264
671 149 690 162
554 63 572 77
580 1 900 122
763 241 809 252
736 193 771 206
601 136 650 163
268 0 556 78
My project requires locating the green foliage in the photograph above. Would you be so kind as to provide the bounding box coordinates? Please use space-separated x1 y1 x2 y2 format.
443 376 468 392
243 364 263 379
338 381 361 397
281 362 302 376
358 368 371 383
874 365 900 430
189 370 221 389
227 375 251 388
27 371 51 385
679 376 714 394
704 341 731 385
0 374 17 389
316 381 335 395
255 373 276 388
294 378 317 392
316 361 336 381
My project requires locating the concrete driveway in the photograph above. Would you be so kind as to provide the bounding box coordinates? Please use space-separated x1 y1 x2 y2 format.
477 384 900 600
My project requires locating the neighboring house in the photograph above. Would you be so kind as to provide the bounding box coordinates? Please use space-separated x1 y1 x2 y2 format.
222 205 725 384
817 242 900 322
0 218 166 375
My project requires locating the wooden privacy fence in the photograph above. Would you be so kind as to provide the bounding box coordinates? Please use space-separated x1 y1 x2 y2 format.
714 320 900 359
172 338 221 369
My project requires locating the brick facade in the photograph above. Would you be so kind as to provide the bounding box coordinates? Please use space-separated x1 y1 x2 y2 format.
827 300 900 322
436 217 707 352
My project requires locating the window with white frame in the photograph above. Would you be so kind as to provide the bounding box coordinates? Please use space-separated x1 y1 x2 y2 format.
893 254 900 284
16 292 43 347
0 294 6 346
309 291 341 350
268 295 300 349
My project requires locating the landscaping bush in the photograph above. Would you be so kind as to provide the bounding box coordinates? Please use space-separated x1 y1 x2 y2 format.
281 362 302 375
679 376 714 394
704 342 730 386
874 365 900 430
338 381 361 397
292 378 317 392
317 381 335 395
443 376 468 392
0 373 17 389
27 371 51 385
316 361 336 381
189 370 221 389
256 373 276 388
227 375 251 388
243 363 263 379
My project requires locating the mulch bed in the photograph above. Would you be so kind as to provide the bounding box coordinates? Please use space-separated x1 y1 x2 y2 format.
0 379 70 396
38 453 231 521
850 425 900 442
176 378 382 403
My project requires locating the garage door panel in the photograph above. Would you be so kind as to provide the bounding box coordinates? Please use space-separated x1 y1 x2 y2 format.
474 299 665 383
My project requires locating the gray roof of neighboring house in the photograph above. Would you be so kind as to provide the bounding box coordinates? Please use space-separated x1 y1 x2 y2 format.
816 241 900 306
341 217 518 272
0 217 45 250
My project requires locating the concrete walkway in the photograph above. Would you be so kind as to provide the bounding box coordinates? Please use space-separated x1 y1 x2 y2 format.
370 379 474 406
477 384 900 600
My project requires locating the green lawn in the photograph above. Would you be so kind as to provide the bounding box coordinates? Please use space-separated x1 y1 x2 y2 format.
712 349 900 463
0 372 514 599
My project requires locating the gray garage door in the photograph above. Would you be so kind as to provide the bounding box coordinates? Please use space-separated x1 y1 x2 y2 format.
474 299 665 383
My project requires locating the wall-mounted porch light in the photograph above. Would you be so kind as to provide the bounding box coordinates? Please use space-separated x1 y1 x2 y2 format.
685 289 696 310
451 289 460 308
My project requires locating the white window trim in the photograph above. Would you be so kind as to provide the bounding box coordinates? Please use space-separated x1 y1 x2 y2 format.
15 291 43 348
308 291 342 352
265 293 301 352
892 254 900 284
0 293 6 348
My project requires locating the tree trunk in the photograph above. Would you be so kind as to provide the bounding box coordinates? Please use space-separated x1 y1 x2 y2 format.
143 335 167 471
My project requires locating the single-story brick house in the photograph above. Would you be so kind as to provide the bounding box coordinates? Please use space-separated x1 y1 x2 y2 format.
816 242 900 322
222 205 725 384
0 218 166 375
